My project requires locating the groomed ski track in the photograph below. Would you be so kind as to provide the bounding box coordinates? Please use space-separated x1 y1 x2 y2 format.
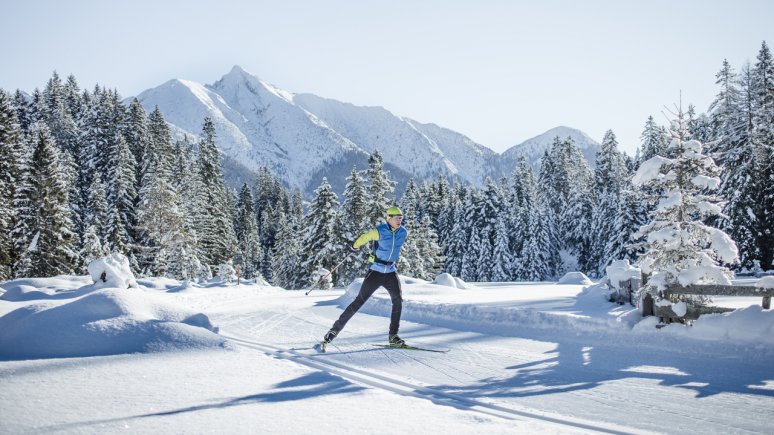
223 332 645 434
203 290 773 435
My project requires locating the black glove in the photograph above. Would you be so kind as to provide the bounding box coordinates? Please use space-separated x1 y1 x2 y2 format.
348 245 359 253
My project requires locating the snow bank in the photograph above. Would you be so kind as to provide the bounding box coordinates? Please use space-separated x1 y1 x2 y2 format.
88 253 138 289
339 279 623 334
337 277 774 349
755 276 774 290
1 276 93 302
0 287 224 360
557 272 592 285
432 273 470 289
635 305 774 345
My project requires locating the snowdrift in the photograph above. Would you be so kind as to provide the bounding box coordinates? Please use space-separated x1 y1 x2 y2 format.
0 285 224 360
558 272 592 285
432 273 469 289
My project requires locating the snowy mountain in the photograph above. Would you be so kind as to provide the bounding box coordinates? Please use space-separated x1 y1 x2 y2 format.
134 66 599 194
499 126 601 173
135 67 365 193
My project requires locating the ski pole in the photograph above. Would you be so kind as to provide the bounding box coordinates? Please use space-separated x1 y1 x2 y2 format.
305 251 355 295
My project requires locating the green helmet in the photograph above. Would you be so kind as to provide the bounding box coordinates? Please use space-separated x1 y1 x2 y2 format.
386 206 403 217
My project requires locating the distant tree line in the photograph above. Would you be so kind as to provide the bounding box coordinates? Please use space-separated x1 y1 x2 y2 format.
0 41 771 285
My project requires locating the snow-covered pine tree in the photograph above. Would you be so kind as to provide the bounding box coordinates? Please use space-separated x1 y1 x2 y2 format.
104 131 137 255
538 145 561 217
708 59 743 164
590 130 629 275
134 107 190 277
441 184 468 277
41 73 81 245
135 159 191 278
76 85 105 237
413 214 444 281
425 175 450 235
196 117 237 266
125 99 150 195
174 138 206 258
364 151 396 227
10 136 35 277
397 178 422 277
63 75 83 123
602 183 647 269
41 72 80 157
687 104 712 144
84 174 109 250
515 162 560 281
253 166 286 278
301 178 344 284
537 138 584 275
13 89 37 135
79 224 108 273
272 208 305 289
633 105 738 299
459 190 482 282
235 183 264 280
13 125 79 277
538 136 593 260
81 141 111 273
338 167 371 284
473 178 503 281
751 41 774 270
708 60 759 270
490 206 513 282
508 156 534 278
0 89 23 279
640 116 668 162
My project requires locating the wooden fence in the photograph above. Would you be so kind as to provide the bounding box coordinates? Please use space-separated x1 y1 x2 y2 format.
644 283 773 322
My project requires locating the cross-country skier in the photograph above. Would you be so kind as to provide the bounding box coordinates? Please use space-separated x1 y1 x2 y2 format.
318 206 408 351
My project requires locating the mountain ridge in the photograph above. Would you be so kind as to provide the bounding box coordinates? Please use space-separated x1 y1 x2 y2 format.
133 65 601 195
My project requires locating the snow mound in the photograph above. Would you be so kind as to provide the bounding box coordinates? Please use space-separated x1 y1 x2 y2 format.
756 276 774 290
88 253 138 289
605 260 641 290
432 273 470 289
0 287 225 360
636 305 774 345
558 272 592 285
1 276 93 301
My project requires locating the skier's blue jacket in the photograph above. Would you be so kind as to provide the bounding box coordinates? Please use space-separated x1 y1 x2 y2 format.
353 223 408 273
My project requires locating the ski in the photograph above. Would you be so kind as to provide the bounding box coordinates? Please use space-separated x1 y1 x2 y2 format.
371 344 449 353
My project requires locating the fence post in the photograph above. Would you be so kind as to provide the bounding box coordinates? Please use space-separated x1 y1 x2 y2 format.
629 277 640 306
764 296 771 310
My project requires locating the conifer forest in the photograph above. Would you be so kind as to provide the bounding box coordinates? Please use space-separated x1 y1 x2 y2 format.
1 42 772 287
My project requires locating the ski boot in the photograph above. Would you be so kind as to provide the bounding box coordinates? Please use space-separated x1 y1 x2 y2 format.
316 329 337 353
388 334 406 347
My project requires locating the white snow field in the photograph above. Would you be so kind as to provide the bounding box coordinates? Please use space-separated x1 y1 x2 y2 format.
1 274 773 434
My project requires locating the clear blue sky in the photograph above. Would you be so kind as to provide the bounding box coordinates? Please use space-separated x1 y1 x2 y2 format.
3 0 772 155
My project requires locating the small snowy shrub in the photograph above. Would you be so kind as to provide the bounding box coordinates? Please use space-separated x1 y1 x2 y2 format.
218 261 237 283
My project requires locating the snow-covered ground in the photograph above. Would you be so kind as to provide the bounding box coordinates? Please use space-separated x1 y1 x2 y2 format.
1 273 773 434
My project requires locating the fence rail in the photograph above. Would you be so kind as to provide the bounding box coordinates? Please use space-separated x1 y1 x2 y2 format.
649 283 772 322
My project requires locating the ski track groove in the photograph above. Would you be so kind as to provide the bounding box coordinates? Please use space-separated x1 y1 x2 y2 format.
210 302 768 433
222 332 651 435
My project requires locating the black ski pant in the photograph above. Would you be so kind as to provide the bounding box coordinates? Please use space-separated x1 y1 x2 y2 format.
330 270 402 337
